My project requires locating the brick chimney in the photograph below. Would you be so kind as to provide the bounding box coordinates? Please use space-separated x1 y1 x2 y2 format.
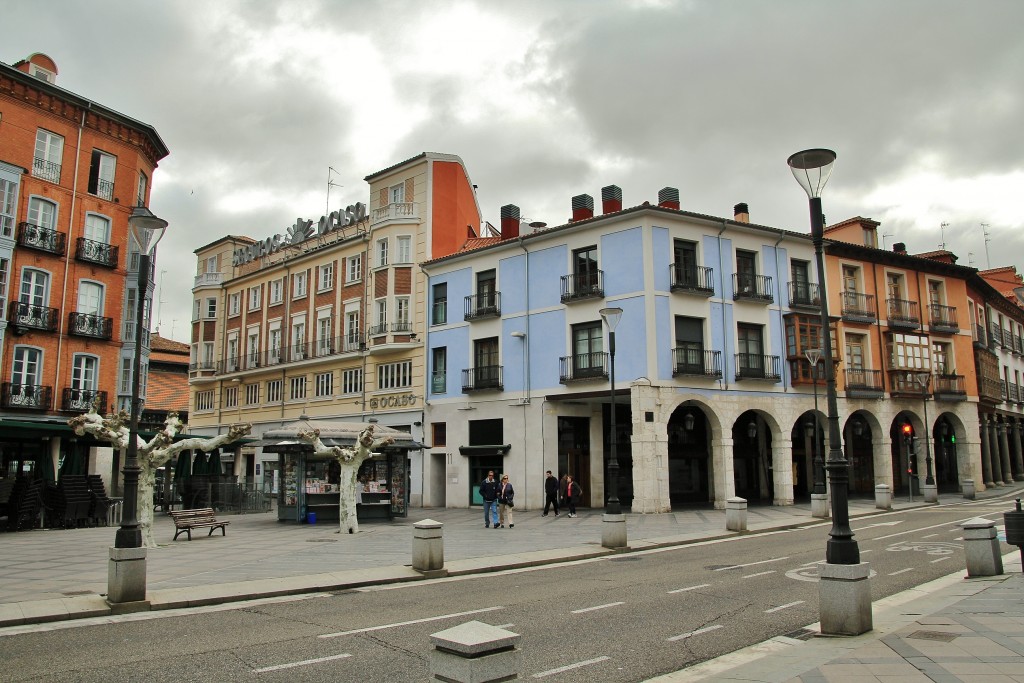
658 187 680 210
500 204 520 239
571 194 594 221
893 242 907 255
601 185 622 214
734 203 750 223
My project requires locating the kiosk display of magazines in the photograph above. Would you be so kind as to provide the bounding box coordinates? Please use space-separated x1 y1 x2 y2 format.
258 420 416 524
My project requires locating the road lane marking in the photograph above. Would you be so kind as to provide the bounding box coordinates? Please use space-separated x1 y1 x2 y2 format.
572 602 625 614
764 601 804 613
319 606 503 638
255 653 351 673
714 556 790 571
855 521 903 530
668 583 711 594
860 549 873 554
742 570 775 579
931 557 951 563
873 516 980 541
533 656 610 678
921 533 938 539
667 624 724 642
888 568 914 576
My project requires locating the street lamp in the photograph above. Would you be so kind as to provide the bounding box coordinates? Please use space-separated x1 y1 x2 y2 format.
804 348 825 495
599 306 626 549
911 371 937 502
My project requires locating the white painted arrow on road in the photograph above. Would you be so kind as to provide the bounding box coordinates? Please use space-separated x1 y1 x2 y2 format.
856 521 903 530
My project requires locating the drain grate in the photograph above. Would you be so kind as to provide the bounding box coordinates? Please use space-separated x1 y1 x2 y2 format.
907 630 958 642
782 628 816 641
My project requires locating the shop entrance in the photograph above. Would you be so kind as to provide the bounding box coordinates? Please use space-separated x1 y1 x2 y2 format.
733 412 773 503
667 406 711 506
558 417 591 507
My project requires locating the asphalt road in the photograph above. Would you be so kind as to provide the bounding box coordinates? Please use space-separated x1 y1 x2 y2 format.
0 497 1015 683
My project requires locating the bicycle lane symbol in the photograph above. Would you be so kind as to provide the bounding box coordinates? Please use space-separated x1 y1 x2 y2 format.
785 539 961 582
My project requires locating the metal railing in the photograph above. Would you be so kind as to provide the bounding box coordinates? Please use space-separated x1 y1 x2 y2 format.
672 348 722 377
934 374 966 396
62 388 107 413
464 292 501 320
559 352 609 383
889 372 929 395
391 321 412 334
367 322 388 337
68 312 114 340
990 322 1004 348
1 383 52 410
9 301 59 331
840 291 876 321
17 222 66 255
371 202 416 224
163 480 273 514
214 334 365 374
928 303 958 332
734 353 781 381
94 178 114 201
733 273 773 302
886 298 920 327
32 157 61 183
844 368 883 391
462 365 503 391
75 237 119 268
975 323 987 347
670 264 715 295
788 281 821 308
561 270 605 302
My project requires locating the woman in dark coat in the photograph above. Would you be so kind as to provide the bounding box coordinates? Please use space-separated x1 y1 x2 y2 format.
498 474 515 528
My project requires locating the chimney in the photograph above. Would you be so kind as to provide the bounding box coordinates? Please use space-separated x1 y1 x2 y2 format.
601 185 622 214
500 204 520 239
892 242 907 255
571 194 594 221
733 203 750 223
658 187 680 210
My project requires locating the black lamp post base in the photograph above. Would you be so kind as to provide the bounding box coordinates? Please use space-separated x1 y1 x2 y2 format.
114 527 142 549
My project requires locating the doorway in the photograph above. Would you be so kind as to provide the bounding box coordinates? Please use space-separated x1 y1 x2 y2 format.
558 417 591 507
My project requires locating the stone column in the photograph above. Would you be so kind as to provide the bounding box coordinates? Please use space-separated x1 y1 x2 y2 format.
998 422 1013 488
873 437 893 489
712 437 735 510
1011 420 1024 482
990 418 1005 486
772 438 794 506
628 383 670 513
980 415 994 488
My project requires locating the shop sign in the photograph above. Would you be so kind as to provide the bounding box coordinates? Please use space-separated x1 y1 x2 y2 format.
232 202 367 266
369 393 418 410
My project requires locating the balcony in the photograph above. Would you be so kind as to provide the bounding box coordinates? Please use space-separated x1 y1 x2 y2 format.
974 324 987 349
672 348 722 378
989 322 1004 349
670 264 714 296
462 365 503 392
928 304 959 334
1 383 52 410
62 388 107 413
886 298 920 330
788 282 821 310
559 352 609 383
933 374 967 401
215 334 366 375
1016 335 1024 355
94 178 114 201
193 272 223 288
391 321 413 334
734 353 781 381
32 157 61 183
8 301 59 332
17 222 66 256
561 271 604 303
464 292 501 321
889 371 930 397
371 202 416 225
844 368 884 398
979 376 1003 403
733 273 773 303
840 291 876 324
431 371 447 394
68 312 114 340
75 237 119 268
368 322 388 337
189 360 217 373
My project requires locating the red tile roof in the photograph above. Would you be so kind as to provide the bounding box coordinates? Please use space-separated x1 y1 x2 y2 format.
147 369 189 413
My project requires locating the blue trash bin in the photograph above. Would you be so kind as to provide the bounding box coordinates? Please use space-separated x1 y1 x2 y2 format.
307 511 317 525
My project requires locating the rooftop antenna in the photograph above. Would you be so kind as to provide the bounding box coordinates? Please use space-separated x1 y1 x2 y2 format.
982 223 991 269
156 269 167 333
882 231 894 251
327 166 342 216
968 252 976 267
170 318 177 339
939 222 949 250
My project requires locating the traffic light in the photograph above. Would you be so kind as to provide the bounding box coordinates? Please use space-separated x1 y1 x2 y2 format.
901 423 913 437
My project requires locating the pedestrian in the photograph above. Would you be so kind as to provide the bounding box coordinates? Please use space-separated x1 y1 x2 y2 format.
480 470 500 528
498 474 515 528
565 475 581 518
543 470 559 516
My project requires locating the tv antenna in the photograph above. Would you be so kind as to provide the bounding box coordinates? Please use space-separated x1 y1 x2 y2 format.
882 232 894 251
982 223 991 269
968 252 976 267
939 222 949 250
156 269 167 333
327 166 342 216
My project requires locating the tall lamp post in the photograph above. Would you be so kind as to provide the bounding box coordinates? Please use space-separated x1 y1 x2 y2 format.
599 306 627 548
109 205 167 605
788 149 870 635
912 372 937 502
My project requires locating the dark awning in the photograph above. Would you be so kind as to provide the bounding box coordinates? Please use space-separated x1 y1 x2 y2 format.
458 444 512 457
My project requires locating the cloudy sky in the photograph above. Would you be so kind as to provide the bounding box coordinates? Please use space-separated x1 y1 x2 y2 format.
5 0 1023 342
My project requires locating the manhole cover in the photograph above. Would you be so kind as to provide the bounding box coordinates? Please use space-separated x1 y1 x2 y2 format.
306 538 338 543
782 628 816 641
609 557 641 562
907 630 958 642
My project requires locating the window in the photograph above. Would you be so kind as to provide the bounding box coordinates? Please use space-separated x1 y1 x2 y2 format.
737 323 764 374
318 263 334 291
573 245 599 289
247 331 259 366
432 283 447 325
886 273 904 301
0 178 17 237
269 326 282 363
121 357 132 394
205 255 218 273
845 333 867 371
736 251 757 292
315 372 333 397
87 150 116 200
432 347 447 393
245 383 260 405
33 129 64 183
374 298 387 333
863 226 877 248
0 257 9 318
571 321 604 377
248 285 261 310
317 316 333 355
291 320 307 360
19 268 49 317
71 355 98 392
226 336 239 370
195 390 215 411
341 368 363 394
28 196 57 230
932 341 952 375
205 297 217 319
377 360 412 389
674 316 706 374
289 376 307 401
389 183 405 204
224 386 238 409
229 293 240 316
266 379 282 403
137 171 148 206
473 337 500 387
346 254 362 283
293 271 308 297
477 270 496 308
785 314 834 382
77 281 104 317
203 342 214 366
30 64 54 83
11 347 42 388
84 213 111 244
395 296 410 332
269 278 283 304
927 280 944 306
396 236 412 264
790 260 811 303
376 238 388 267
888 332 931 370
431 422 447 447
345 310 361 350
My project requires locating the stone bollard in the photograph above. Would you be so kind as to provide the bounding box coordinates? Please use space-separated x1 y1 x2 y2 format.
429 621 521 682
961 479 976 500
922 482 938 503
811 492 830 518
961 517 1004 577
726 497 747 531
819 562 873 635
412 519 446 577
874 484 892 510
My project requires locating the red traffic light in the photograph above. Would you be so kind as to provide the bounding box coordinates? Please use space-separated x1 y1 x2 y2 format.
901 424 913 435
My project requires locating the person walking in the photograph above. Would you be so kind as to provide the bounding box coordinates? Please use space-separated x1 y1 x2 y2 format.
543 470 559 516
480 470 500 528
564 475 581 518
498 474 515 528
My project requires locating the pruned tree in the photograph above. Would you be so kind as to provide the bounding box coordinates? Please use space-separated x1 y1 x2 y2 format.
296 424 394 534
69 405 251 548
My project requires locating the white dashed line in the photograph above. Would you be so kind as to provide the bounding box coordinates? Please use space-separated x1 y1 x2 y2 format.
319 607 503 638
667 624 724 642
888 568 914 576
714 556 790 571
668 583 711 594
533 656 611 678
571 602 625 614
921 533 938 539
931 557 951 564
255 653 351 673
742 570 775 579
764 601 804 613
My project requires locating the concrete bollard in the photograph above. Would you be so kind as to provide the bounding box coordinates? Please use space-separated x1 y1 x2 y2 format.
811 493 830 518
874 484 892 510
921 482 938 503
726 497 747 531
429 620 521 682
961 517 1004 577
961 479 976 500
412 519 446 577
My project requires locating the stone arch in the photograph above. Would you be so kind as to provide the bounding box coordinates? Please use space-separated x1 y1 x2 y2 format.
933 410 964 492
666 400 717 507
731 409 781 504
843 410 878 495
791 408 828 500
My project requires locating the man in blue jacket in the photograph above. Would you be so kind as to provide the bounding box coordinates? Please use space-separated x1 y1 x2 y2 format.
480 470 500 528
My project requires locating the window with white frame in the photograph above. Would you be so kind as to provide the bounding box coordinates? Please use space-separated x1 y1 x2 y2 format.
224 386 238 409
137 171 148 206
345 310 361 350
228 292 240 316
269 325 282 363
205 297 217 319
317 315 333 355
84 213 111 244
315 372 333 397
293 271 308 297
33 129 64 183
247 331 259 366
245 383 259 405
195 390 215 412
374 298 387 334
202 342 214 366
269 278 283 305
266 379 282 403
289 376 306 401
395 296 410 332
376 238 388 267
389 183 405 204
377 360 412 390
71 355 98 393
341 368 362 394
226 335 239 370
205 255 218 273
291 319 306 360
88 150 116 200
248 285 261 310
318 263 334 291
0 257 8 319
0 178 17 237
121 357 131 393
27 196 57 230
396 236 411 264
346 254 362 283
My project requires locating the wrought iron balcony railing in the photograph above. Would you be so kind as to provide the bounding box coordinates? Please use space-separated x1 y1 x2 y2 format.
68 312 114 340
733 273 773 302
462 365 503 391
94 178 114 201
62 388 107 413
934 374 966 398
464 292 501 320
928 303 959 333
368 322 388 337
75 237 119 268
990 322 1004 348
1 383 52 410
734 353 781 381
974 323 987 348
32 157 61 183
8 301 59 331
559 352 609 383
670 264 715 296
391 321 413 334
672 348 722 378
886 298 920 329
17 222 66 255
840 291 876 323
844 368 884 392
788 282 821 309
561 271 604 302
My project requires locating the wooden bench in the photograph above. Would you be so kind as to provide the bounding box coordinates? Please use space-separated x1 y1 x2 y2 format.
169 507 229 541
